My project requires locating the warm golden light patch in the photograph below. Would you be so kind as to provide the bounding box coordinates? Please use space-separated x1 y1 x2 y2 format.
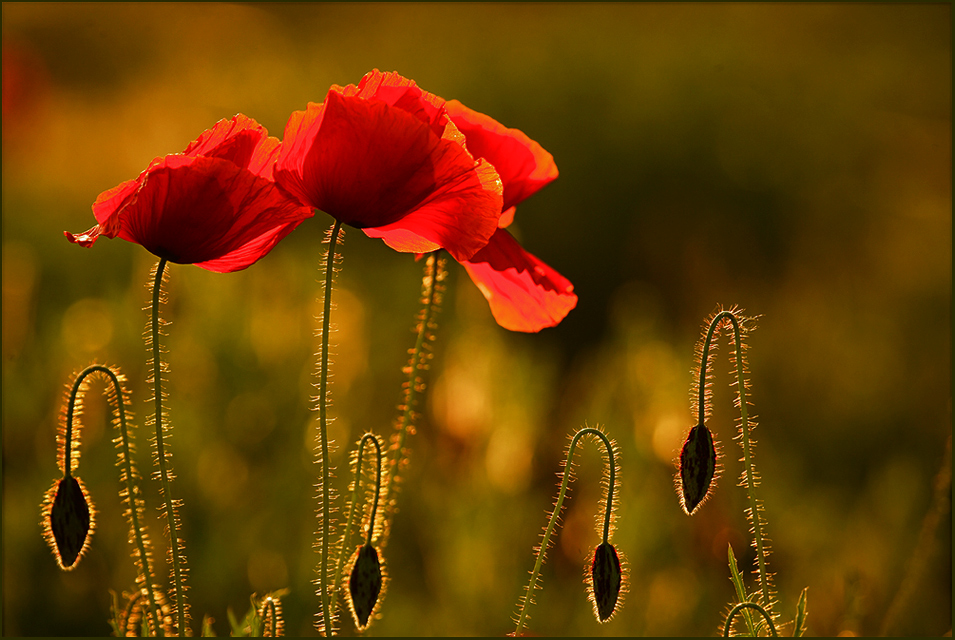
61 298 113 354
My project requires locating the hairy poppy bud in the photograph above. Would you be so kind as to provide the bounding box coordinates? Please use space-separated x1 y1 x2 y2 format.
589 541 622 622
679 421 717 515
348 543 383 630
46 476 93 569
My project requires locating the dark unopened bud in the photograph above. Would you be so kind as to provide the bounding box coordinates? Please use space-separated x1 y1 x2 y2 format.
678 421 716 515
49 476 93 569
589 541 622 622
348 543 382 630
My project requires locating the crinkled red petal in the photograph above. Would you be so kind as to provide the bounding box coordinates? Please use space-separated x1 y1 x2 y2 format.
194 218 306 273
99 155 312 270
276 90 501 260
361 156 502 262
445 99 558 214
461 228 577 332
64 225 103 248
181 114 281 179
91 174 144 228
337 69 447 135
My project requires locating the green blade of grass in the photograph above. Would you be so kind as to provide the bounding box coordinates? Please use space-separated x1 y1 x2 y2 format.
727 543 757 636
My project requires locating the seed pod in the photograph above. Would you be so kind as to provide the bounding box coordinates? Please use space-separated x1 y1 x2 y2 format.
46 475 94 569
678 421 717 515
589 541 622 622
348 543 383 630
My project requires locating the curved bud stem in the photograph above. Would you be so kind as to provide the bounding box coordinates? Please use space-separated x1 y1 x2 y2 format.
81 365 162 635
513 426 618 636
358 434 383 548
694 308 773 612
257 592 286 637
333 433 384 617
715 310 771 610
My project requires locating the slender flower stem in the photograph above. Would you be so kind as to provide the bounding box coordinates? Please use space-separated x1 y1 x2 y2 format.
704 310 771 610
76 365 162 635
150 257 186 635
697 313 722 427
63 371 84 480
727 313 770 608
383 251 443 523
361 435 383 547
318 219 343 636
332 433 384 619
514 427 616 636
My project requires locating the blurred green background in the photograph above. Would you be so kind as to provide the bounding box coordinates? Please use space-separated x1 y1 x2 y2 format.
3 3 951 636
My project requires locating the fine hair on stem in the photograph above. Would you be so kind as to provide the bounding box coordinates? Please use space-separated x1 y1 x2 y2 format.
512 425 624 636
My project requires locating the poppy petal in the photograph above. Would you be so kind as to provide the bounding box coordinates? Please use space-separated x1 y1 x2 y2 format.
498 206 517 229
338 69 447 135
445 99 558 213
460 228 577 332
362 156 502 261
105 155 312 270
194 219 306 273
183 114 281 179
64 225 103 248
276 91 501 260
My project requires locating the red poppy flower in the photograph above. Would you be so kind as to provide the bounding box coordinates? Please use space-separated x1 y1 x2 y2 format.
273 70 503 262
65 115 314 273
445 100 577 332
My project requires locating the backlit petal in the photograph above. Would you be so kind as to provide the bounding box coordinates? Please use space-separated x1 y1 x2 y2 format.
276 89 502 259
362 156 502 262
461 228 577 332
107 155 312 270
446 99 558 213
69 113 306 270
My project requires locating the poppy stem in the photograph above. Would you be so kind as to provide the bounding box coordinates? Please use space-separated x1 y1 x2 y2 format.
318 219 343 636
514 426 617 637
332 433 384 624
706 309 773 620
697 312 722 428
62 368 85 480
361 434 383 548
383 251 444 537
150 257 187 636
75 365 163 635
723 311 771 611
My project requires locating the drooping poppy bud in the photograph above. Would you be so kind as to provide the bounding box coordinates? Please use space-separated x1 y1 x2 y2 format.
678 421 717 515
589 541 622 622
348 543 383 630
43 475 94 570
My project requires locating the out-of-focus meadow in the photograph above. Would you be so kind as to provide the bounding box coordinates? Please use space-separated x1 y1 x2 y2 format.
3 3 951 636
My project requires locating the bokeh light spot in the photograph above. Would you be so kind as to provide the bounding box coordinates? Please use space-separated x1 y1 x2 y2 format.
61 297 113 355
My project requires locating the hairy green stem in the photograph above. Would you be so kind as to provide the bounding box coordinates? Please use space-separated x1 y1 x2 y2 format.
63 369 84 479
514 427 616 636
727 313 769 608
78 365 162 635
332 433 384 618
318 219 343 636
705 310 771 610
150 257 186 635
383 251 442 516
260 596 278 637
